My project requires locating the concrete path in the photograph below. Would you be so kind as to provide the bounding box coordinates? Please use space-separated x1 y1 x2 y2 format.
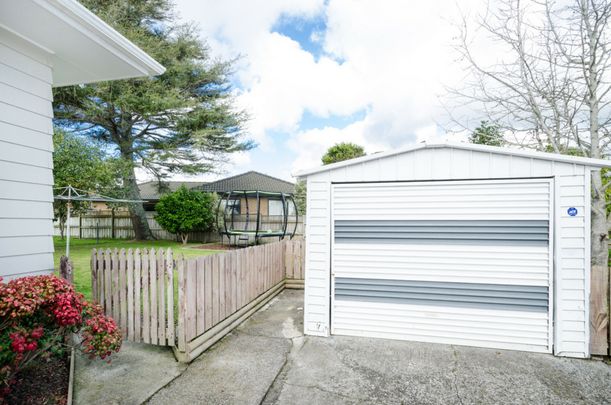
147 290 304 405
76 289 611 404
74 341 186 405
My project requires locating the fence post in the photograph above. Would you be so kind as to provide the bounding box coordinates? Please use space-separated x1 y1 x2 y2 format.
91 250 97 299
283 241 287 282
59 255 73 284
134 249 142 342
149 248 158 345
111 210 116 239
298 239 304 279
177 255 186 352
166 248 174 345
142 249 150 344
127 249 134 341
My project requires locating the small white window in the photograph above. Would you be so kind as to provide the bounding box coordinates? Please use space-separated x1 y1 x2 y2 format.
269 199 284 216
269 199 296 216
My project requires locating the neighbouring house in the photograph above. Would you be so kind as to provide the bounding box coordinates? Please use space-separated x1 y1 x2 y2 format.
197 171 299 245
146 172 299 244
0 0 164 280
195 171 296 217
138 171 296 215
295 141 611 359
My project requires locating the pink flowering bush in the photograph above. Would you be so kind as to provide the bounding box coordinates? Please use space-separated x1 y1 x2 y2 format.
0 275 121 398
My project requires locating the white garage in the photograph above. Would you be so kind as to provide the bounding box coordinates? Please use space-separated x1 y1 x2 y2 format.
295 142 611 358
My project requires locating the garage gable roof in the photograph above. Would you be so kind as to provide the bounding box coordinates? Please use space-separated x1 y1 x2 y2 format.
294 142 611 177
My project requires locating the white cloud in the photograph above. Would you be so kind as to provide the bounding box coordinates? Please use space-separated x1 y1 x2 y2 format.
321 0 485 146
175 0 324 61
172 0 487 178
236 32 367 149
287 118 386 174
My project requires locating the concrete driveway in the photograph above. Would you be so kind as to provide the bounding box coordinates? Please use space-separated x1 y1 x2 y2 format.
76 289 611 404
147 290 610 405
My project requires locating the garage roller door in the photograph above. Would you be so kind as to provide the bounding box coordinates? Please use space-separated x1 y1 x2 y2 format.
331 179 553 353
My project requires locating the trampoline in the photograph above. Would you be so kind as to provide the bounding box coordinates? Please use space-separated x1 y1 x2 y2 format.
217 190 299 246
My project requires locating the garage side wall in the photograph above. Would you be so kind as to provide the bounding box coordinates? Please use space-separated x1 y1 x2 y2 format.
304 176 332 335
303 147 590 357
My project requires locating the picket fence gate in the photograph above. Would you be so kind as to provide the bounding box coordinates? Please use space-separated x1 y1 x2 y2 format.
91 239 305 361
91 248 175 345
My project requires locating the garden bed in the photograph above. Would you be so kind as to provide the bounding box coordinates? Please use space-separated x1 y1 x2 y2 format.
6 353 70 405
1 275 119 405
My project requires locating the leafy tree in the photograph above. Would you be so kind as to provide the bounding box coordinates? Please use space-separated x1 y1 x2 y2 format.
294 180 307 215
322 143 366 165
52 0 253 240
469 121 505 146
53 130 123 238
155 186 216 244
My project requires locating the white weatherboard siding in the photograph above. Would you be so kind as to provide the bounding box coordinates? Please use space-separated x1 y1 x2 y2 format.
303 146 591 358
0 0 163 281
304 178 332 336
0 35 55 279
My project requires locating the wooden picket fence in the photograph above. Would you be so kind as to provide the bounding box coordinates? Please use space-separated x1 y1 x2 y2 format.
90 239 304 361
175 242 287 361
91 248 175 345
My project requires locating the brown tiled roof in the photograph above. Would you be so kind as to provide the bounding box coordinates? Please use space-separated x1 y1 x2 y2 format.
138 181 207 201
194 171 295 194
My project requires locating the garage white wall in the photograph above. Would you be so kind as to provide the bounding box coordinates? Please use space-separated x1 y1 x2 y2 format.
0 31 55 279
303 146 591 358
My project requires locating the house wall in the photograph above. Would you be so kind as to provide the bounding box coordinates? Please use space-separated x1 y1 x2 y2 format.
303 146 591 358
240 197 269 216
0 31 55 279
91 202 128 211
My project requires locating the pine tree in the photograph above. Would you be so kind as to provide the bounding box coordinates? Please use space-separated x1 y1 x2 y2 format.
53 0 252 239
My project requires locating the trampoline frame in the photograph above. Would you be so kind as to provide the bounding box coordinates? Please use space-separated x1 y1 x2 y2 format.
216 190 299 245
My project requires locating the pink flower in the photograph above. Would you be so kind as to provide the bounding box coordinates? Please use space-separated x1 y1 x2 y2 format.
24 342 37 351
30 326 44 340
1 274 122 382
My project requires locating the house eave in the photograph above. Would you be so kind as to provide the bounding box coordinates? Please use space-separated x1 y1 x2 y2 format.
0 0 165 87
46 0 165 85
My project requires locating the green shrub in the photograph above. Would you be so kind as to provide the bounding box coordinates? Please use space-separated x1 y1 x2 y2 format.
155 186 217 244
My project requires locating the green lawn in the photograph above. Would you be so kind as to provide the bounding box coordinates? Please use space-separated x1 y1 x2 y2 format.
53 237 218 300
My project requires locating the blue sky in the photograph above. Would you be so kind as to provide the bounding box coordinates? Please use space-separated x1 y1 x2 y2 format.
229 13 341 181
271 15 326 59
168 0 482 182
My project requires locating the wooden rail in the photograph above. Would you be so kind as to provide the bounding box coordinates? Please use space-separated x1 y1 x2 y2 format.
91 239 305 360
